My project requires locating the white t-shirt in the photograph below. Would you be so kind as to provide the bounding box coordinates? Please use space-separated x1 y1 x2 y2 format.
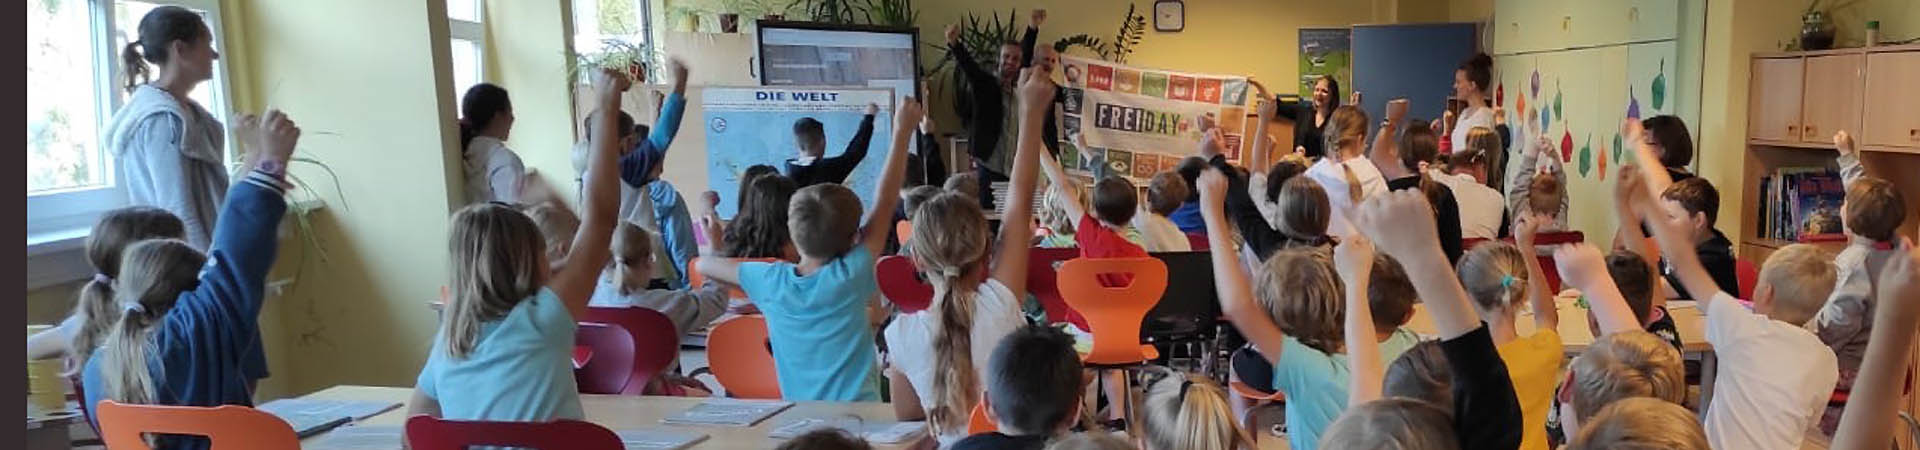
883 279 1025 447
1451 106 1495 150
1131 211 1193 253
1432 171 1505 240
1305 156 1387 237
464 136 526 205
1702 292 1840 450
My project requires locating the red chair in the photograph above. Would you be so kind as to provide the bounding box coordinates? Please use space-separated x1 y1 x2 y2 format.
405 415 621 450
1186 233 1209 251
1027 247 1086 329
1735 258 1758 300
95 401 300 449
1057 257 1168 429
876 255 935 313
707 315 782 399
575 307 680 395
1475 231 1585 292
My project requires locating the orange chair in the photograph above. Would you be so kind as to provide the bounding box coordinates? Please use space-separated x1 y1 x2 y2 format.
95 401 300 449
706 315 782 399
1056 257 1168 430
967 402 995 434
896 220 914 246
687 257 778 301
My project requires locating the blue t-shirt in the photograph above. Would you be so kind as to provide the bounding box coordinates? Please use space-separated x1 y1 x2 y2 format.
416 287 584 422
737 246 882 401
1272 329 1421 450
81 172 286 450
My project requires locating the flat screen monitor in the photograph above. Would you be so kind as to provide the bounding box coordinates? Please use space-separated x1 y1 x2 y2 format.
756 21 920 108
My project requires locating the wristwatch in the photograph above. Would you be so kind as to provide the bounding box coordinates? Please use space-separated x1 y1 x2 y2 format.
257 158 287 178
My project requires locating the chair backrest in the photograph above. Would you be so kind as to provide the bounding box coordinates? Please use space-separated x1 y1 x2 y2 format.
967 402 995 434
706 315 782 399
1186 233 1209 251
1735 258 1758 300
875 255 935 313
578 307 680 395
405 415 622 450
95 401 300 450
1057 257 1169 365
573 323 635 395
1027 247 1086 328
687 257 779 301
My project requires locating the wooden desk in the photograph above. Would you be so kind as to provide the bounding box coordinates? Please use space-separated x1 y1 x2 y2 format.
302 386 927 449
1405 296 1710 354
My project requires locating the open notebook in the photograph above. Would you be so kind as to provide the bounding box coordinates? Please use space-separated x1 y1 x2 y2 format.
616 429 710 450
659 398 794 427
768 418 927 444
256 398 400 438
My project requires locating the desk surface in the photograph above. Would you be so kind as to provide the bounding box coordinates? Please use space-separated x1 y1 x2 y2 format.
302 385 927 449
1405 295 1710 353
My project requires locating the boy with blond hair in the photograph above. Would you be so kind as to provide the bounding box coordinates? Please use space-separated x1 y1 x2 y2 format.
695 99 925 401
1628 162 1839 450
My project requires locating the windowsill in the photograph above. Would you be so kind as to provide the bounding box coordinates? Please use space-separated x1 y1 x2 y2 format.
25 198 327 291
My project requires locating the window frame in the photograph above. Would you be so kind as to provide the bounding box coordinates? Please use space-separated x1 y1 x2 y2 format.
26 0 238 287
447 0 485 105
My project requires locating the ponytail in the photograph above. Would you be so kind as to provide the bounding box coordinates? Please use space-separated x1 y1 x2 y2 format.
610 222 654 296
68 206 184 375
1455 241 1530 315
1142 368 1255 450
1397 120 1445 208
68 277 118 375
122 43 149 93
99 239 205 405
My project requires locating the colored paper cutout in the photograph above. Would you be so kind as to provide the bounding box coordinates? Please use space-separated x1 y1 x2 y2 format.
1560 130 1574 163
1652 59 1667 110
1578 135 1592 177
1139 72 1168 98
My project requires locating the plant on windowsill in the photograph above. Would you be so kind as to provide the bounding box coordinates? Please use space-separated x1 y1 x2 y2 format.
571 39 660 85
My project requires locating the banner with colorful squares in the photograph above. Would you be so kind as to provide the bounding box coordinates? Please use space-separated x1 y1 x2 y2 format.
1057 55 1251 181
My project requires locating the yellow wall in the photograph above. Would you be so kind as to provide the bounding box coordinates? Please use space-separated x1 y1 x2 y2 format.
487 0 585 205
223 0 463 397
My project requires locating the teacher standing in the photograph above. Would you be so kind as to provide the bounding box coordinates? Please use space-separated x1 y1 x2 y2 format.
106 6 229 250
1291 75 1342 160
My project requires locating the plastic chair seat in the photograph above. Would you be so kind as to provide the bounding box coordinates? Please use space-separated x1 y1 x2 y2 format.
706 315 782 399
95 401 300 450
575 307 681 395
875 255 934 313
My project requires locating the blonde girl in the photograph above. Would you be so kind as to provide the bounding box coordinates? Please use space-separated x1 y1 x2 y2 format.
407 70 629 424
589 221 728 339
1139 368 1255 450
884 68 1045 446
1453 224 1558 450
28 207 186 372
81 111 302 448
1304 105 1388 236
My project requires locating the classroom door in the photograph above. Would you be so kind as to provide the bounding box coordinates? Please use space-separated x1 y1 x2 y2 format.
1351 23 1479 124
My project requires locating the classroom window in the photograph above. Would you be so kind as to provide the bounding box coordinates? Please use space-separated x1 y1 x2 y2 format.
571 0 655 66
447 0 484 106
26 0 235 244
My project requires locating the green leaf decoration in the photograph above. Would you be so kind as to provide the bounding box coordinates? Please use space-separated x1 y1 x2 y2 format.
1651 58 1668 110
1613 133 1625 163
1578 135 1593 177
1552 82 1564 120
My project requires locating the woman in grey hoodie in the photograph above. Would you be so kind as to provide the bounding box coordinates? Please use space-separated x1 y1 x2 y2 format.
106 6 228 250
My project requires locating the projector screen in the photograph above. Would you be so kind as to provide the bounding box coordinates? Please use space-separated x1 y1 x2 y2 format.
756 21 920 108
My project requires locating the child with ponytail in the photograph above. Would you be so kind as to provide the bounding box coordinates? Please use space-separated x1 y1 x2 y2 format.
458 83 525 205
1452 213 1561 450
1376 117 1463 263
589 221 729 339
1303 104 1389 237
79 110 302 449
882 62 1047 447
28 207 186 371
1139 367 1255 450
408 69 630 424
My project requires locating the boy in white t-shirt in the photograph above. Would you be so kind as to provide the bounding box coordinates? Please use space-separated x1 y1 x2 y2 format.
1630 167 1839 450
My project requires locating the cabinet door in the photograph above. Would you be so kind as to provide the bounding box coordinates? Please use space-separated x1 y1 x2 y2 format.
1799 54 1865 143
1863 51 1920 149
1748 57 1804 142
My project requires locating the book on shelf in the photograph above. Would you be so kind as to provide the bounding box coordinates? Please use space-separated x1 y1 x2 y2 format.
1756 166 1845 243
659 398 794 427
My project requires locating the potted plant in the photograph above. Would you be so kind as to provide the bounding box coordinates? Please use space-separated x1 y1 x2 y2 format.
573 39 657 84
719 12 741 32
1798 0 1837 50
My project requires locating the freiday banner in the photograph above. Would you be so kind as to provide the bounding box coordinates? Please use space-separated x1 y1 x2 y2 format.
1057 55 1250 181
703 86 894 218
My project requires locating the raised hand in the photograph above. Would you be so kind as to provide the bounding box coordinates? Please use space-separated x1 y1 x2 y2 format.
1514 212 1542 250
1552 243 1611 293
593 67 632 98
894 97 925 135
1256 98 1279 122
667 57 690 92
945 24 961 44
1334 234 1377 287
1349 90 1362 106
1833 130 1856 157
1030 8 1047 27
1614 165 1647 222
1385 99 1410 125
1356 190 1440 259
1196 167 1230 210
1017 67 1057 111
865 103 880 116
1878 238 1919 318
254 110 300 168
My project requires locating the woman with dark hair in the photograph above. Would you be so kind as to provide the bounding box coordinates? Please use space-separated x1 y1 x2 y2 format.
1292 75 1341 159
459 83 525 205
105 6 227 250
1640 115 1696 181
1449 53 1496 151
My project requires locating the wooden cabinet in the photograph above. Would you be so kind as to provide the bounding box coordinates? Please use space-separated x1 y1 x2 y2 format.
1798 55 1864 143
1747 57 1805 142
1862 51 1920 149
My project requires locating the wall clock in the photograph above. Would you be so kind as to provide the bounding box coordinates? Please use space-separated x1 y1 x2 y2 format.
1154 0 1184 32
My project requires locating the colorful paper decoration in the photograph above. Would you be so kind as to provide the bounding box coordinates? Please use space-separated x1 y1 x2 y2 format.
1531 69 1541 98
1560 130 1574 163
1627 90 1642 121
1597 136 1609 180
1651 59 1667 111
1613 133 1625 164
1578 134 1592 177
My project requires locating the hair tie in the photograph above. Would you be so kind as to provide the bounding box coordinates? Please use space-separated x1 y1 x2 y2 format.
1176 378 1195 406
1500 274 1517 288
92 273 113 284
123 302 146 314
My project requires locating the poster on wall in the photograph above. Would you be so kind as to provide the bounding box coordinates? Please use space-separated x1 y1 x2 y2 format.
702 86 895 218
1058 55 1250 182
1298 28 1352 100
